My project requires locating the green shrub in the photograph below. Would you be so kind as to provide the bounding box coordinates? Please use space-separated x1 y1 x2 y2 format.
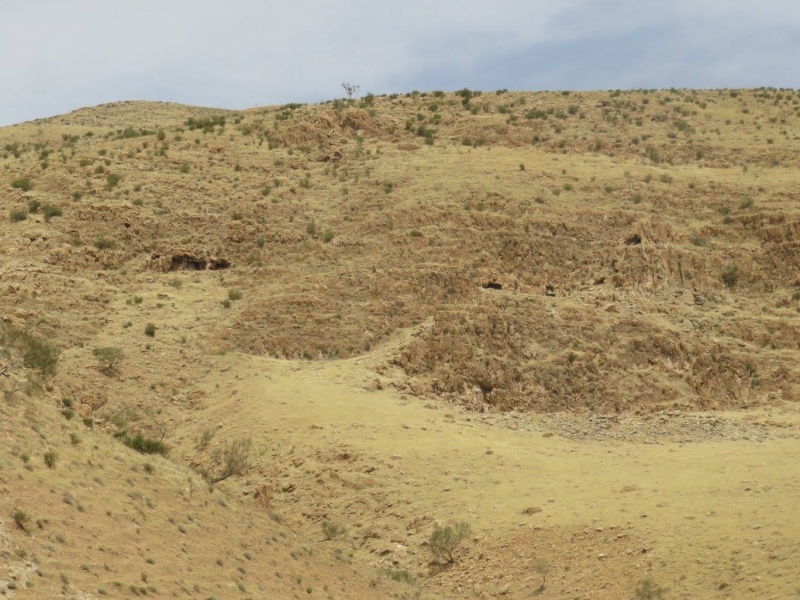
306 220 317 235
93 236 116 250
11 178 32 191
122 434 169 456
227 289 242 301
9 209 27 222
42 204 63 222
382 569 415 584
13 510 31 530
23 336 60 377
689 235 707 246
634 578 667 599
44 451 58 469
428 521 471 563
27 199 41 213
322 230 335 243
179 163 190 174
106 173 121 189
322 521 346 540
144 323 156 337
721 264 739 289
92 347 124 371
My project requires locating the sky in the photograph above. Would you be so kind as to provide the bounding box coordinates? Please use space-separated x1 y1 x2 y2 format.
1 0 798 126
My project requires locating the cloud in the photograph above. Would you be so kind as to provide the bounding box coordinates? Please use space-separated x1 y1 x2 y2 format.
0 0 798 125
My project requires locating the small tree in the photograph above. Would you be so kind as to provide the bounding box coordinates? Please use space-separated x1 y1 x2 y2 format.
342 82 360 102
92 347 124 372
533 558 551 592
428 521 471 563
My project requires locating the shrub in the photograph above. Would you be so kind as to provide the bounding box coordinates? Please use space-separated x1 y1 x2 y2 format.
122 434 169 456
92 347 124 371
533 558 551 591
322 521 346 540
42 204 63 222
634 578 667 599
322 230 335 243
44 451 58 469
27 199 41 213
11 178 32 191
739 196 754 209
9 209 27 222
306 220 317 235
106 173 121 189
144 323 156 337
689 235 707 246
382 569 415 584
227 289 242 301
428 521 471 563
13 510 31 530
179 163 190 174
93 236 116 250
721 264 739 289
23 336 60 377
209 438 252 482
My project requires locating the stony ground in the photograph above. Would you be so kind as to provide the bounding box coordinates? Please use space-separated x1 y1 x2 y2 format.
1 88 799 599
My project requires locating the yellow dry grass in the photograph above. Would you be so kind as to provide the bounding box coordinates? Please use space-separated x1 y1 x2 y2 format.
1 88 799 598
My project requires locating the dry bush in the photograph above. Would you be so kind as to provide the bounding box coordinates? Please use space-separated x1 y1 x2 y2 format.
208 437 253 483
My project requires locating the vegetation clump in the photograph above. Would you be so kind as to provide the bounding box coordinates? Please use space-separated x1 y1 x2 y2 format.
92 347 124 372
121 434 169 456
11 177 32 191
428 521 471 563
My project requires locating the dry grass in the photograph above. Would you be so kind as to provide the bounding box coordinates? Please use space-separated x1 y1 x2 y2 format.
1 88 799 598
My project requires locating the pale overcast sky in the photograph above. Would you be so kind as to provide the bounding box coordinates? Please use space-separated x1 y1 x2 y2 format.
1 0 798 126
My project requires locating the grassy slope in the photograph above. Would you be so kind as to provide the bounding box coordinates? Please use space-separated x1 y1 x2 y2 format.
1 88 799 598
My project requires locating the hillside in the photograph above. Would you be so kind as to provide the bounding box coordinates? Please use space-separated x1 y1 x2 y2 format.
1 89 799 599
